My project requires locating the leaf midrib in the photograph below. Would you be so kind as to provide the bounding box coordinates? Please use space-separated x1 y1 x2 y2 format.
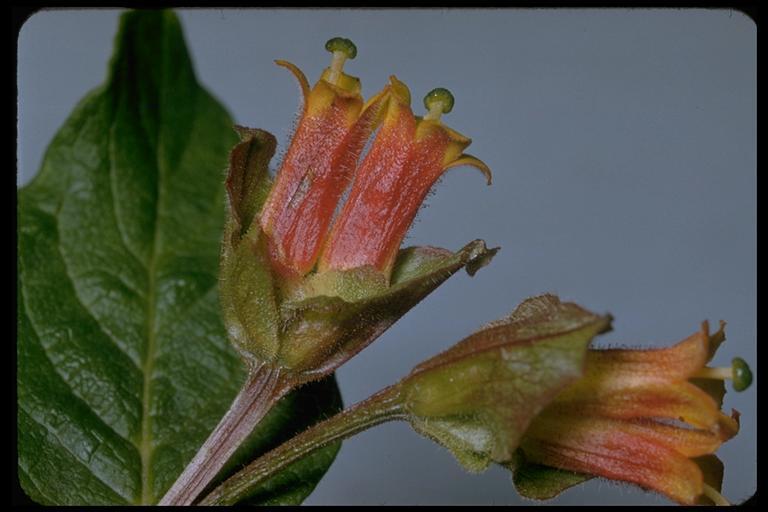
139 212 160 505
138 22 167 505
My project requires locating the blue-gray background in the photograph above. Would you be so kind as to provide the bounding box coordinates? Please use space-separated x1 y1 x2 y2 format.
18 8 756 505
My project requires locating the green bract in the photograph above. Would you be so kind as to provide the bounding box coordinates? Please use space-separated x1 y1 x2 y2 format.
399 295 611 472
219 127 498 382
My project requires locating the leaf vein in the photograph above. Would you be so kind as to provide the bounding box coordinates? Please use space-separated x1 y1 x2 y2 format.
18 283 140 453
48 210 144 374
138 17 168 503
108 107 150 273
20 404 132 504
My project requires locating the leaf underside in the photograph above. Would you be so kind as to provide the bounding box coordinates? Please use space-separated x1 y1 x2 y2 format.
17 10 341 505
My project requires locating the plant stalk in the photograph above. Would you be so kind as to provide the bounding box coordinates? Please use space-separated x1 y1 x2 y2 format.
159 364 289 506
198 383 405 505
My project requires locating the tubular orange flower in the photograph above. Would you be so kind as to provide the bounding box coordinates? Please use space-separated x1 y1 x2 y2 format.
259 38 389 278
220 37 497 378
519 321 742 505
318 86 492 278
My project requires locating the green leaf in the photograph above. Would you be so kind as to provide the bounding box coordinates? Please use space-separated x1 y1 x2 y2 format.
17 10 340 505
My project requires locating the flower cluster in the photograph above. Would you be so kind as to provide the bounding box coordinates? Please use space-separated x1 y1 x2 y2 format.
260 38 490 285
216 39 751 504
219 38 495 378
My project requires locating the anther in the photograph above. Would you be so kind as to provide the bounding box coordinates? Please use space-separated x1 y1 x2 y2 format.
422 88 455 122
325 37 357 85
692 357 753 392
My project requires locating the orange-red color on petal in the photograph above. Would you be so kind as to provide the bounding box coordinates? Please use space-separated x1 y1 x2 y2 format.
520 321 740 505
259 63 371 278
522 415 706 505
318 81 490 277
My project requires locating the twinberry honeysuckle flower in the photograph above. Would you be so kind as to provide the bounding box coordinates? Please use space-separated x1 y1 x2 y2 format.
518 321 744 505
395 295 750 506
195 295 750 507
219 38 496 379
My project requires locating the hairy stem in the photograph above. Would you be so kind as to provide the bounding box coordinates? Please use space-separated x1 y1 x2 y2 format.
198 383 405 505
159 364 289 506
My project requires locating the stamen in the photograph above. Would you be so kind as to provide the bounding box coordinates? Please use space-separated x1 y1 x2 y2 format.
423 102 445 122
694 367 733 380
423 88 454 122
325 37 357 85
702 483 730 506
692 357 752 392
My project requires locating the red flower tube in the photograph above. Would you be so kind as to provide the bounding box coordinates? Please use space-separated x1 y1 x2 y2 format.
318 87 492 278
259 38 389 278
519 321 744 505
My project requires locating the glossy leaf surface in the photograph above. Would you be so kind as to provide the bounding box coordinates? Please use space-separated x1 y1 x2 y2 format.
17 10 341 505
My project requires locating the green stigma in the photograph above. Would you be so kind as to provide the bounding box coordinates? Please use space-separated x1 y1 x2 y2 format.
325 37 357 59
423 88 455 115
732 357 753 392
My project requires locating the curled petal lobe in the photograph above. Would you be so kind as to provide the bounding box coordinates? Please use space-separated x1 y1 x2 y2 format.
444 153 493 185
274 59 310 107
